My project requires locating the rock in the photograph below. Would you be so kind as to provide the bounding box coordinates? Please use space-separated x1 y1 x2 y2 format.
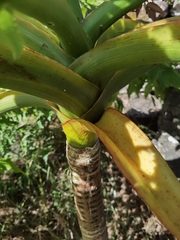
171 0 180 16
137 0 169 22
158 88 180 141
152 132 180 179
121 92 162 115
120 89 162 131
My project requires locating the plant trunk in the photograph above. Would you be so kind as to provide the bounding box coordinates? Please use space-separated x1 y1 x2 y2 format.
66 140 108 240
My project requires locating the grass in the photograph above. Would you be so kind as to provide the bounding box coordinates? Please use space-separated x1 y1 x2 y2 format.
0 108 175 240
0 108 79 239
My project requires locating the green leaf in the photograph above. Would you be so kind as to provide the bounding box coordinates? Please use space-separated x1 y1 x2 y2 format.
15 11 60 45
0 46 100 117
127 77 146 97
67 0 83 23
0 158 25 174
71 18 180 88
0 4 23 59
144 81 153 97
8 0 93 57
82 65 155 122
82 0 147 43
143 64 180 99
96 18 144 45
80 0 104 17
17 16 74 66
161 65 180 88
0 91 52 114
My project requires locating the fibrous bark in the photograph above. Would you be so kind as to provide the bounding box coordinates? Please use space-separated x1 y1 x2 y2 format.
66 140 108 240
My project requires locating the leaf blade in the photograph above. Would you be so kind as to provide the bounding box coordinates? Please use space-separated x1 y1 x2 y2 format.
82 65 156 122
16 16 74 66
71 17 180 87
8 0 93 57
0 46 100 117
0 4 23 59
94 108 180 238
0 90 52 114
82 0 147 43
0 158 25 174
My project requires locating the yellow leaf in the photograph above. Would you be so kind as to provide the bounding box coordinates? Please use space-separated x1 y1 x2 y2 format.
94 108 180 239
62 119 98 148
